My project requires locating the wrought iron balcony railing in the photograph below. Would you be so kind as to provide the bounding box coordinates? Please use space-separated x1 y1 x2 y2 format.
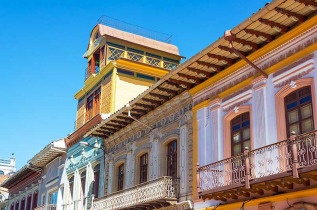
197 130 317 198
34 204 56 210
94 176 178 210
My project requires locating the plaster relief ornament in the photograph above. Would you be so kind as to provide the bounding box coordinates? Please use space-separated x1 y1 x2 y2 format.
81 148 86 159
290 80 297 89
70 155 74 165
234 106 239 113
94 140 100 151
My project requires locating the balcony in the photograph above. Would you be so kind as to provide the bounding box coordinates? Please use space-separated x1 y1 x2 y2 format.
94 176 178 210
35 204 56 210
197 130 317 202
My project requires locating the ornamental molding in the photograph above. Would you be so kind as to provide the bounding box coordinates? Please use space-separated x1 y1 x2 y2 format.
105 102 192 154
66 151 101 173
193 25 317 106
273 54 315 88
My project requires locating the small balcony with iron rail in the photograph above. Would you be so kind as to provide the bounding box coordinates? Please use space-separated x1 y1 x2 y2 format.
93 176 179 210
196 130 317 202
34 204 56 210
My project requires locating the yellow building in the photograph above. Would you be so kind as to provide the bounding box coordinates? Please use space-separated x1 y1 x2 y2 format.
74 22 183 130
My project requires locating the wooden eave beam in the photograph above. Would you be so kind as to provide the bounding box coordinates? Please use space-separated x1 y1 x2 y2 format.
96 130 112 136
111 120 128 126
169 79 193 89
244 29 274 42
91 133 108 139
142 98 162 106
135 103 155 109
106 123 122 129
156 87 179 95
149 92 170 101
196 61 222 71
122 112 141 119
258 18 289 34
100 127 116 133
131 108 147 115
207 53 235 65
117 116 134 122
218 45 247 56
187 67 212 77
164 80 183 89
233 38 259 51
178 73 201 84
294 0 317 7
275 8 306 23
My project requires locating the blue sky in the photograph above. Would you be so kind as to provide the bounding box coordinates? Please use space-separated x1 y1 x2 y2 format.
0 0 269 170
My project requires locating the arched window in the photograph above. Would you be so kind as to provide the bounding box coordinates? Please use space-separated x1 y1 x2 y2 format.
285 86 314 136
167 140 177 179
81 171 86 195
0 170 4 175
93 165 100 198
69 176 74 200
117 164 124 191
231 112 250 156
139 153 148 184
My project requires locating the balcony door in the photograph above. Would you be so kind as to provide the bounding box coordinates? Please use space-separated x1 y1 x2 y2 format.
285 86 314 136
167 140 177 179
139 153 148 184
117 164 124 191
231 112 251 156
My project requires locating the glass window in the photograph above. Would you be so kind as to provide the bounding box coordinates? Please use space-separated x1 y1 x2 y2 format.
81 171 86 196
117 164 124 191
26 195 31 210
285 86 314 136
93 165 100 198
85 88 101 122
48 191 58 205
32 192 38 209
167 140 177 179
21 199 25 210
139 153 148 184
69 177 74 200
231 112 251 156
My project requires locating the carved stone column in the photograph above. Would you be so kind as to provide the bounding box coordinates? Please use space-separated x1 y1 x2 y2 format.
150 138 159 180
107 160 114 194
125 150 133 189
209 98 222 162
179 123 188 197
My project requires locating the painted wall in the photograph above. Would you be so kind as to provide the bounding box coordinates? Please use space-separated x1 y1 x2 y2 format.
60 137 104 210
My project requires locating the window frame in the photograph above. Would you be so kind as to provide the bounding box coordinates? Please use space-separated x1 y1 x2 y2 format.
230 112 251 156
85 87 101 122
93 164 100 198
284 86 314 136
166 140 178 179
139 153 148 184
117 164 124 191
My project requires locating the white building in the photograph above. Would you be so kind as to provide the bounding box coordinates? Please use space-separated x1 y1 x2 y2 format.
0 154 16 176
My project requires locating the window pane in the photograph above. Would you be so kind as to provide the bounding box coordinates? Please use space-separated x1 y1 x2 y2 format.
232 124 240 131
289 123 300 135
242 120 250 127
302 118 314 133
232 132 240 143
300 95 311 104
287 101 298 110
233 144 241 156
288 110 298 124
301 104 312 119
242 128 250 140
243 140 251 150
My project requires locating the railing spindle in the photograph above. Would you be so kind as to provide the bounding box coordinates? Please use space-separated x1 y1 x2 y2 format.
244 147 251 189
291 131 299 178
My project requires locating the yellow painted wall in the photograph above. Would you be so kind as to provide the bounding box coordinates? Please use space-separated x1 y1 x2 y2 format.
114 74 154 112
101 76 112 114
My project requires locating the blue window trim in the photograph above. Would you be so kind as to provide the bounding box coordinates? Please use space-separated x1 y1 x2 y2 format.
136 73 155 81
117 69 134 76
145 52 161 59
108 42 125 50
127 47 144 55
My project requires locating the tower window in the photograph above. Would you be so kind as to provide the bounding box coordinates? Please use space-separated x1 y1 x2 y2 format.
85 88 101 122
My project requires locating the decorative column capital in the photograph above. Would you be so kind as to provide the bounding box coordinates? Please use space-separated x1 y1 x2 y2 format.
209 97 221 111
252 75 267 90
